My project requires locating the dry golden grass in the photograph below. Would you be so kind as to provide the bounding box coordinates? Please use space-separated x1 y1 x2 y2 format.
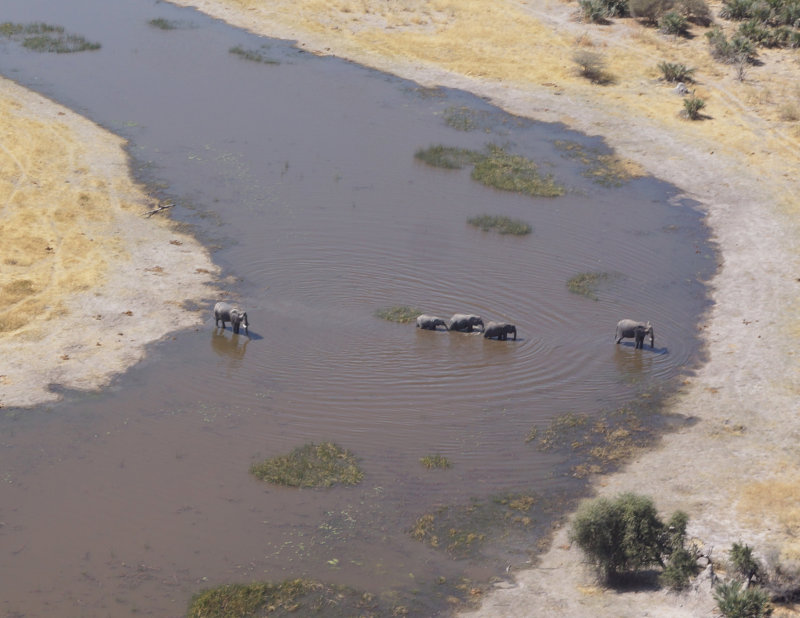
739 472 800 561
0 96 120 334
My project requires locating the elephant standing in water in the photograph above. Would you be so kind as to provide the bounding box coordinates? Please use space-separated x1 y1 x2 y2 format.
615 319 654 349
448 313 484 333
483 321 517 341
416 315 449 331
214 301 249 335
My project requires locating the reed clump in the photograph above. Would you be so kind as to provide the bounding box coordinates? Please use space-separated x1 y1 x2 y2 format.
467 214 532 235
250 442 363 488
375 305 422 323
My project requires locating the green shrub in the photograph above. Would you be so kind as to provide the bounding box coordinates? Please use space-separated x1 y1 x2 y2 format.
580 0 610 22
467 214 532 235
678 0 712 25
661 546 700 590
630 0 675 23
659 10 689 34
720 0 757 20
658 61 696 82
602 0 631 16
250 442 364 488
572 50 610 83
714 580 772 618
683 95 706 119
569 493 667 581
730 542 762 585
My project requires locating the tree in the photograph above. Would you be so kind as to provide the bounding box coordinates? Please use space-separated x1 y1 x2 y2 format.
570 493 666 581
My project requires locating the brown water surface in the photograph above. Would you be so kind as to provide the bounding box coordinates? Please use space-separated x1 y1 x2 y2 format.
0 0 714 615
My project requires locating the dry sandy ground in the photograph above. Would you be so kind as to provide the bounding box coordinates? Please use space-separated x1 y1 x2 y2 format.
162 0 800 615
0 76 219 408
1 0 799 615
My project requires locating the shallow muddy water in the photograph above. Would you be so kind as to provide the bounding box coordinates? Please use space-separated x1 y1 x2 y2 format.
0 1 714 615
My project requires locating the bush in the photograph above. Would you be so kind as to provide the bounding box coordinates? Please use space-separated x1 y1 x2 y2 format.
570 493 667 581
678 0 712 25
662 546 700 590
659 10 689 34
714 580 772 618
657 61 696 82
720 0 757 20
706 26 757 63
602 0 631 16
630 0 675 23
730 542 762 585
573 50 610 83
580 0 610 22
683 95 706 119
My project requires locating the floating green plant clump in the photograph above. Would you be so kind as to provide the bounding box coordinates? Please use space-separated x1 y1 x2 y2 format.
187 578 390 617
0 22 101 53
374 305 421 324
250 442 363 488
420 454 451 469
415 144 564 197
467 214 532 235
566 271 612 301
148 18 178 30
229 45 280 64
413 145 481 169
410 492 540 558
555 140 644 187
471 145 565 197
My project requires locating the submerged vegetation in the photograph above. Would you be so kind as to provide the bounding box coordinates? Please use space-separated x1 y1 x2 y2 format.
187 578 392 617
554 140 643 186
250 442 363 488
0 22 101 53
374 305 422 323
420 454 452 469
566 271 613 300
410 492 542 558
415 144 565 197
467 215 532 235
229 44 280 64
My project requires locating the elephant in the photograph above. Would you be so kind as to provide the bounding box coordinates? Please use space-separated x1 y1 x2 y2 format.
615 319 654 349
483 321 517 341
214 301 249 335
416 315 449 331
448 313 484 333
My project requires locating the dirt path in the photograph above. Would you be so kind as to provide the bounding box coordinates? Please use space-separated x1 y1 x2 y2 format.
0 76 219 408
162 0 800 615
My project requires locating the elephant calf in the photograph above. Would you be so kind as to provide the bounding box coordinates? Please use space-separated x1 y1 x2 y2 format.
448 313 484 333
615 319 654 349
483 321 517 341
416 315 449 331
214 301 249 335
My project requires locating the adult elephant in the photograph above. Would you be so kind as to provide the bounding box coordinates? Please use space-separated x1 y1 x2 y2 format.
615 319 654 349
483 321 517 341
416 315 449 331
214 301 249 335
448 313 484 333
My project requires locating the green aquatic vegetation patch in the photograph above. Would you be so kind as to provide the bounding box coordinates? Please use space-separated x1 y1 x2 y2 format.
566 271 613 301
420 454 451 469
413 145 481 169
187 578 389 617
148 18 178 30
0 22 100 53
250 442 363 488
467 214 532 236
409 492 540 558
229 45 280 64
374 305 422 324
554 139 642 187
471 145 565 197
415 144 564 197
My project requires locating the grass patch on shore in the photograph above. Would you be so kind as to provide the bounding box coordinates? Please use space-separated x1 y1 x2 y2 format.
229 45 280 64
467 214 532 235
410 492 541 558
187 579 391 617
0 22 101 53
250 442 363 488
554 140 644 187
415 144 565 197
566 271 612 301
375 305 421 323
420 454 451 469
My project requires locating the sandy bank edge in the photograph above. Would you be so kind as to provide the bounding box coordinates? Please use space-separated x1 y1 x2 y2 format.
0 76 220 409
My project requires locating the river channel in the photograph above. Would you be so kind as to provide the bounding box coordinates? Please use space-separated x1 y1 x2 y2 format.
0 0 715 615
